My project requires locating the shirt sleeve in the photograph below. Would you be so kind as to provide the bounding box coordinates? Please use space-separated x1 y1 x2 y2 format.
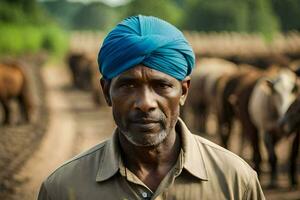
243 171 265 200
37 182 52 200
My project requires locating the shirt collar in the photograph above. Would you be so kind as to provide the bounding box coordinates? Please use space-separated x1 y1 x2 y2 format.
96 118 208 182
96 129 120 182
176 118 208 181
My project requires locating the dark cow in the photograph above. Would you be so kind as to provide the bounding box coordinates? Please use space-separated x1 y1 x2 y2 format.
216 72 248 148
226 71 263 176
0 61 32 125
215 65 263 149
68 52 106 106
279 96 300 186
68 53 93 90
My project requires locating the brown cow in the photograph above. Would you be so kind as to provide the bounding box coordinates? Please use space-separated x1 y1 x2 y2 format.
0 61 32 125
181 58 238 133
229 71 264 177
215 65 262 148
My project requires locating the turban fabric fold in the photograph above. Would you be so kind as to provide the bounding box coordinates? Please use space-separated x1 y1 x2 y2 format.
98 15 195 80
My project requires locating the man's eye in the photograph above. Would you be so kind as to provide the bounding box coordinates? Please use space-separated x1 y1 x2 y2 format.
157 83 172 89
120 83 135 88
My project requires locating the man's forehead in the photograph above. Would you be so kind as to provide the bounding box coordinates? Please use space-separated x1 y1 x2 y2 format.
112 65 178 82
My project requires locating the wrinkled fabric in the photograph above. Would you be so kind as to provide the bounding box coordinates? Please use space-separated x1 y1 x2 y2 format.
98 15 195 80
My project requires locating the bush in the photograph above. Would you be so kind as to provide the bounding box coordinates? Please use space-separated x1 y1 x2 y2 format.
41 25 69 56
0 23 69 57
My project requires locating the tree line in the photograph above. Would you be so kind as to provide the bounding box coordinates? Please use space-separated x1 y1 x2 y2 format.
1 0 299 55
39 0 300 34
0 0 68 56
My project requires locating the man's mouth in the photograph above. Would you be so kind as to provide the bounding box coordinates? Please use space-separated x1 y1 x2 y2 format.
131 118 159 124
129 118 161 131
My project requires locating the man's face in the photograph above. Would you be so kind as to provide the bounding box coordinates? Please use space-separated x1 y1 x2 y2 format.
101 65 190 147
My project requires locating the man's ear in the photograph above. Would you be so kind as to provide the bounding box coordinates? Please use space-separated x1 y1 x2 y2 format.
180 76 191 106
100 78 112 106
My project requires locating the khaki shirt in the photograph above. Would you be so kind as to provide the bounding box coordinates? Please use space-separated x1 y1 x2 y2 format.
38 118 265 200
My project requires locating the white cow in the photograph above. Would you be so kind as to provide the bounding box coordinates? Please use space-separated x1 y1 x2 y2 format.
248 68 299 187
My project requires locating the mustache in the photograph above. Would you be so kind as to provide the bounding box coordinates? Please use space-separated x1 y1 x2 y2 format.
128 111 165 124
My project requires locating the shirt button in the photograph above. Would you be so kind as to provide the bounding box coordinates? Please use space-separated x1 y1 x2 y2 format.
142 192 148 198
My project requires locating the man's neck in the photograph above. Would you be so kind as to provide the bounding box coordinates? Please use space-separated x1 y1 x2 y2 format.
118 129 181 191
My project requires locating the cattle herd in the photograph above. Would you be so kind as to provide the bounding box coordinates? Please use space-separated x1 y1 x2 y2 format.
65 50 300 188
181 57 300 188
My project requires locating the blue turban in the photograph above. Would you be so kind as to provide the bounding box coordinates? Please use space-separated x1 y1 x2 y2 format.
98 15 195 80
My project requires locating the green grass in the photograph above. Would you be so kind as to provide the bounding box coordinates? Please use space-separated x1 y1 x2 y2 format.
0 23 69 57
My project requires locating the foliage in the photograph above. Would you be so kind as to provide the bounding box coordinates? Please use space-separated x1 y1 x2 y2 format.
183 0 248 31
0 0 69 56
71 2 116 31
38 0 300 35
40 0 82 29
41 25 69 56
0 0 47 25
125 0 184 27
0 23 69 56
182 0 280 40
271 0 300 31
247 0 280 34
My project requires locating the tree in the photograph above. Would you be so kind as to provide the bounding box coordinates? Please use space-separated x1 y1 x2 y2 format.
0 0 47 24
40 0 83 29
71 2 114 30
271 0 300 31
183 0 279 35
125 0 183 27
183 0 248 31
247 0 279 33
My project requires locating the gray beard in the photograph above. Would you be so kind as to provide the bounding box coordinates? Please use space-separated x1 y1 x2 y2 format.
122 130 168 147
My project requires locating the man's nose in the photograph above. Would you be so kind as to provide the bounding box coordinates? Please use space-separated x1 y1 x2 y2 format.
134 87 158 112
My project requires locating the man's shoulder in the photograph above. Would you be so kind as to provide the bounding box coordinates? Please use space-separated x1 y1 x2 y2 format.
193 134 256 176
45 139 109 183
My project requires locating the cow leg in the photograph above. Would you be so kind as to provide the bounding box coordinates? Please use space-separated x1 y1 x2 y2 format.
219 120 232 149
264 132 278 188
250 127 262 177
18 84 32 123
17 95 28 123
1 100 10 124
290 131 299 186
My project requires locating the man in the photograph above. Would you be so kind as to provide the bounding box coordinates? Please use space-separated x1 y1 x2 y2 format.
38 15 265 199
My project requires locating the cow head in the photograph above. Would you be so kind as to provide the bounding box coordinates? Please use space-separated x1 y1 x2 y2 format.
266 69 299 118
